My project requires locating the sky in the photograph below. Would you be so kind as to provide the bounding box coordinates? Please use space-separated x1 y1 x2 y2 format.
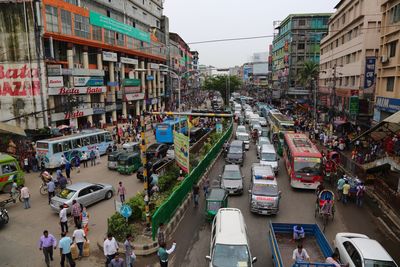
164 0 338 68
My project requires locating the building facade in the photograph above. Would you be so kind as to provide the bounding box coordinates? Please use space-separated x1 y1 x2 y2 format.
374 0 400 122
272 13 331 97
319 0 381 124
1 0 169 129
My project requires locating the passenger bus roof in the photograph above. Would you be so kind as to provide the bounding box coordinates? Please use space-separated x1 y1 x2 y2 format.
284 133 321 158
36 130 108 143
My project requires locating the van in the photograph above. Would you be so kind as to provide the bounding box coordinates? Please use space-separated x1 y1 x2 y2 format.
0 153 25 192
206 208 257 267
226 140 245 166
236 132 250 150
249 164 281 215
259 144 279 174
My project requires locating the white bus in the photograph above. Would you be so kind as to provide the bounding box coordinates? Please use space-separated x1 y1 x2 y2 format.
36 130 113 169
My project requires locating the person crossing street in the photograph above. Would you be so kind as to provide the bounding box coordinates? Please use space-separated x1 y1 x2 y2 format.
38 230 57 267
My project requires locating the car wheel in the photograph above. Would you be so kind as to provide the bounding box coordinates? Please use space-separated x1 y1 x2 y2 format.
105 191 113 200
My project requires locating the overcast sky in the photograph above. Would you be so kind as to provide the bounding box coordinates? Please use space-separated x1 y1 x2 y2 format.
164 0 338 68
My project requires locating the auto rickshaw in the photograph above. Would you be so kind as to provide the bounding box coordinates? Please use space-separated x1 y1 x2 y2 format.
205 188 228 222
117 152 142 175
107 151 125 170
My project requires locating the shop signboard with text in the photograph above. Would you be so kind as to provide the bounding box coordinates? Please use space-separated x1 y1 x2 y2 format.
102 51 118 62
124 86 141 93
120 57 138 65
0 63 41 97
125 93 144 101
48 86 107 95
349 96 359 115
375 96 400 113
73 77 104 86
364 57 376 89
51 108 93 121
123 79 141 86
48 76 64 88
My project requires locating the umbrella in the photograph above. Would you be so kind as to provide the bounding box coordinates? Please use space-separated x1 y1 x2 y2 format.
57 124 70 130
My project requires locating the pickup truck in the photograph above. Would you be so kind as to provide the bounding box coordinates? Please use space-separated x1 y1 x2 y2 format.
268 222 334 267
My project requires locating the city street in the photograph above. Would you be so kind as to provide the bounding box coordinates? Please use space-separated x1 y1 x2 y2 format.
171 124 400 267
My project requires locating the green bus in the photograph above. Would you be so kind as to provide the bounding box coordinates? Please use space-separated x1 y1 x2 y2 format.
0 153 25 192
267 111 295 156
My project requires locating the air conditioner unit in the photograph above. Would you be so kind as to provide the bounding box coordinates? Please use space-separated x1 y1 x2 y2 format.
381 55 388 63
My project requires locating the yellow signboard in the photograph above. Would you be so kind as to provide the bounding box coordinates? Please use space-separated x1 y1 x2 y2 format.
173 131 190 173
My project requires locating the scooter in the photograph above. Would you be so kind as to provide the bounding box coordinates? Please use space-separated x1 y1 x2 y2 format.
0 207 9 226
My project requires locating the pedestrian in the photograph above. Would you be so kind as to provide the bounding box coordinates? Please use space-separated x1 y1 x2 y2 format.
117 181 126 203
124 234 136 267
157 241 176 267
192 183 200 207
292 244 310 263
104 233 119 267
74 155 81 173
47 179 55 205
71 200 82 228
59 232 76 267
65 160 72 183
110 252 124 267
59 204 69 233
203 177 210 198
356 182 365 207
157 223 165 246
82 151 88 168
342 180 351 204
336 175 346 201
58 172 68 189
95 147 101 164
20 184 30 209
60 154 67 167
23 156 30 173
38 230 57 267
90 150 96 166
72 224 87 259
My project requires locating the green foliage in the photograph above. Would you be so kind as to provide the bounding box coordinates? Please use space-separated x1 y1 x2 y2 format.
297 61 319 88
107 213 135 242
203 75 242 101
126 193 145 221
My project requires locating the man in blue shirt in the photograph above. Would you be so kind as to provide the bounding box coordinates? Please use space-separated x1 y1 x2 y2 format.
47 179 55 205
59 232 75 267
293 225 305 242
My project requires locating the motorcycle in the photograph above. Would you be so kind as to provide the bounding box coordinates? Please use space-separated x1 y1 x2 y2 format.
0 207 9 226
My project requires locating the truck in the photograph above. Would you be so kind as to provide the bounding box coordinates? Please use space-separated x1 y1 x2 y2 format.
268 222 334 267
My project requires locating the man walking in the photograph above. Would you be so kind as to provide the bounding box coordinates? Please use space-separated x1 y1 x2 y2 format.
104 233 119 267
90 150 96 166
117 181 126 203
47 179 55 205
74 155 81 173
192 184 200 207
342 180 351 204
336 175 346 201
23 156 30 173
72 224 87 259
59 204 69 233
59 232 75 267
124 234 136 267
39 230 57 267
82 151 88 168
20 184 30 209
65 160 72 183
71 200 82 228
157 241 176 267
356 182 365 207
110 253 124 267
95 147 101 164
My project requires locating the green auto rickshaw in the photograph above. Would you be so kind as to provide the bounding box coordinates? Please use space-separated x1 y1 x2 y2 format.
205 188 228 222
107 151 125 170
117 152 142 175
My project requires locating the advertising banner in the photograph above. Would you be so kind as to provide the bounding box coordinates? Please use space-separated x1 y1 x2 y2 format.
375 96 400 113
349 96 359 115
120 57 138 65
125 93 144 101
102 51 118 62
149 63 159 70
48 86 107 95
73 77 104 86
123 79 141 86
364 57 376 89
124 86 141 93
174 131 190 173
48 76 64 88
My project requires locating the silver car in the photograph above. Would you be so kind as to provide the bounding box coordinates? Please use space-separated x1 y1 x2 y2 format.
50 182 115 213
220 164 244 195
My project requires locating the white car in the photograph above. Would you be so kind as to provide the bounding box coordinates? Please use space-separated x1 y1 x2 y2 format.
235 125 247 138
256 137 271 157
259 117 267 126
334 233 397 267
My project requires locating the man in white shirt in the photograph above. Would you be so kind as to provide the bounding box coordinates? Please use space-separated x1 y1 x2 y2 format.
326 252 345 267
72 224 87 258
104 233 118 266
59 205 68 233
20 184 30 209
292 244 310 263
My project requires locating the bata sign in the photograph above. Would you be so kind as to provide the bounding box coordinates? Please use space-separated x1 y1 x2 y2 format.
0 63 40 96
48 86 107 95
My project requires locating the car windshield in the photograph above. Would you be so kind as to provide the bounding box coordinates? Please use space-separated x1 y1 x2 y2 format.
259 139 270 146
364 259 397 267
108 155 117 161
223 170 241 180
212 244 250 267
229 146 242 154
261 152 276 161
237 135 249 141
118 159 127 165
57 189 76 200
252 183 278 196
207 201 222 212
294 158 321 175
237 127 246 133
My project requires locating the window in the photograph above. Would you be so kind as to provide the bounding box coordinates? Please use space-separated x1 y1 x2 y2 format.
156 20 160 28
63 0 78 4
104 29 115 45
92 25 102 41
45 6 59 33
78 188 91 197
386 77 395 92
98 134 105 143
105 133 113 142
127 37 134 48
61 10 72 35
388 41 397 57
74 14 90 38
90 135 98 144
347 30 352 41
342 14 346 24
298 19 306 26
71 138 82 149
1 162 17 175
390 4 400 24
82 137 90 146
298 43 305 49
62 141 72 151
116 33 124 46
335 39 339 47
53 143 62 153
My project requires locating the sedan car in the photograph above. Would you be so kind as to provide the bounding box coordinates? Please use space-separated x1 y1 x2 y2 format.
220 164 244 195
257 137 271 157
235 125 247 139
50 182 115 213
334 233 398 267
146 143 169 159
259 117 267 127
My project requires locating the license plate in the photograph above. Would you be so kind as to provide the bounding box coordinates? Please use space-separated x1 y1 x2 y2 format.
261 210 270 215
230 190 235 194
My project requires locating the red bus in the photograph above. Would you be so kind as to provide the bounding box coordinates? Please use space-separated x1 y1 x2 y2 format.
283 133 322 189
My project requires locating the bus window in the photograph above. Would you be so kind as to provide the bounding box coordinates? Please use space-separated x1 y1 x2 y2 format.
53 143 63 153
105 133 112 142
98 134 105 143
1 162 17 174
71 138 82 149
82 137 90 146
63 141 72 151
90 135 98 144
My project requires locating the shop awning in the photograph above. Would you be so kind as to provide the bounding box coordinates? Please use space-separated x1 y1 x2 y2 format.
0 122 26 136
351 111 400 143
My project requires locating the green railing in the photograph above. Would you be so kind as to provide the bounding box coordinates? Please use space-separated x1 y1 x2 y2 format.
151 122 233 240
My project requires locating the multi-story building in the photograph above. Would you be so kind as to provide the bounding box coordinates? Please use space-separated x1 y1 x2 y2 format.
1 0 168 129
319 0 381 124
272 13 331 97
374 0 400 122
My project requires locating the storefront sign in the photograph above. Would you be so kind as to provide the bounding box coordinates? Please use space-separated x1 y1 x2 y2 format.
93 107 106 114
124 86 141 93
64 68 105 76
125 93 144 101
375 96 400 113
105 104 116 112
349 96 359 115
107 81 119 87
120 57 138 65
51 108 93 121
102 51 118 62
364 57 376 89
123 79 141 86
89 11 150 43
48 86 107 95
47 64 62 76
146 75 154 81
151 98 158 105
0 63 40 96
149 63 159 70
48 76 64 88
73 77 104 86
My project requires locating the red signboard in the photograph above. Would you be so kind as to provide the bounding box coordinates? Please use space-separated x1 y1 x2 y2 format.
0 64 40 96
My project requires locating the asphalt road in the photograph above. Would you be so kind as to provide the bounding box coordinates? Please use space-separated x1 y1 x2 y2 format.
171 123 400 267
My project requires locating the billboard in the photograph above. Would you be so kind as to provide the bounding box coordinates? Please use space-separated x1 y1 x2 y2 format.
173 131 190 173
253 63 268 75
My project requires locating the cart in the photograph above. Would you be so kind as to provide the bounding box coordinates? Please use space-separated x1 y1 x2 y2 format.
314 190 335 232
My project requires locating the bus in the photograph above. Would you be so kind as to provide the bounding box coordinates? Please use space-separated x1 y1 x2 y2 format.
155 117 188 144
267 110 295 155
36 130 113 169
283 133 322 189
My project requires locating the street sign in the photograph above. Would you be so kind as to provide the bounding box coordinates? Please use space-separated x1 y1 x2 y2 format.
349 96 359 115
119 204 132 219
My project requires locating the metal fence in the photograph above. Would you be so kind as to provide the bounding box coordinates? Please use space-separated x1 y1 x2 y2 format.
151 123 233 240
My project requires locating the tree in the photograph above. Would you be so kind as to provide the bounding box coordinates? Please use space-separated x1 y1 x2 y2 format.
202 75 242 102
298 61 319 89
